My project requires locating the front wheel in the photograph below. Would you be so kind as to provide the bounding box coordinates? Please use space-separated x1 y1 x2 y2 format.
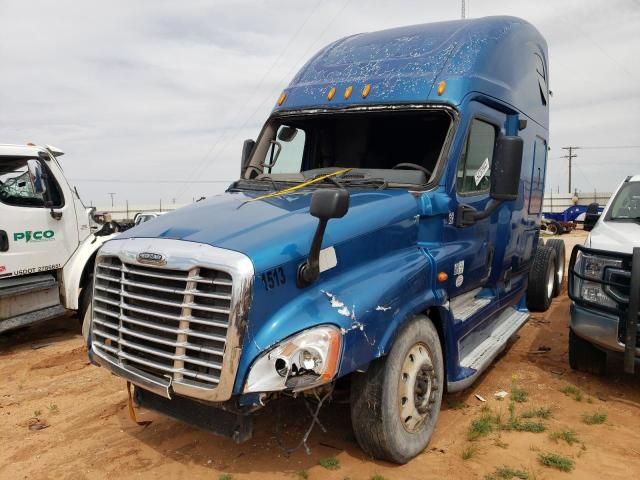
350 315 444 464
79 277 93 342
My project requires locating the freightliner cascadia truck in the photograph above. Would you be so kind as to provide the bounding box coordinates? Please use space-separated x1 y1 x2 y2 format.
86 16 560 463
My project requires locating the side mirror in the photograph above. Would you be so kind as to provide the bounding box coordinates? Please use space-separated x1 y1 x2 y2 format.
27 159 47 195
490 136 523 201
310 188 350 220
298 189 350 287
240 139 255 177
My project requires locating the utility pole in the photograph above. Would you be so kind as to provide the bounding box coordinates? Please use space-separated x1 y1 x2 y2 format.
461 0 466 19
107 192 116 207
561 146 579 193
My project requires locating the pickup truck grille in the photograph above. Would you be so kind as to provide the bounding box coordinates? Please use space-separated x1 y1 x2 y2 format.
91 256 234 390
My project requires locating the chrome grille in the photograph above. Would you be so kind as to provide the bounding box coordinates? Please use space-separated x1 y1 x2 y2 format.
91 256 234 390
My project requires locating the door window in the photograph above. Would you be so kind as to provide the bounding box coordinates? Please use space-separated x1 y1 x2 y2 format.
456 119 496 194
264 125 306 174
0 157 63 208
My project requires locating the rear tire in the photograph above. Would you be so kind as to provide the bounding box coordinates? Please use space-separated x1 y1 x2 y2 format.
547 221 561 236
569 329 606 375
350 315 444 464
526 245 557 312
545 239 566 297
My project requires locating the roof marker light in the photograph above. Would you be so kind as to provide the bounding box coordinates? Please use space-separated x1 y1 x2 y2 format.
277 92 287 106
437 80 447 96
362 84 372 98
327 86 336 101
344 85 353 100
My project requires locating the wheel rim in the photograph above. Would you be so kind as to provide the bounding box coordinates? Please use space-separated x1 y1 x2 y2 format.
398 342 436 433
556 250 565 288
547 262 555 299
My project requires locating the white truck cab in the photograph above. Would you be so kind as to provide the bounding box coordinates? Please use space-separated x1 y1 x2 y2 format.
568 175 640 375
0 143 117 334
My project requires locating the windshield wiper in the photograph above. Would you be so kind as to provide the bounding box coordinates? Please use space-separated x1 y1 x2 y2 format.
339 177 389 190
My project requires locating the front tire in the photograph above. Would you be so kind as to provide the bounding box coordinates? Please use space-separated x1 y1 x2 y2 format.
79 277 93 342
350 315 444 464
569 329 606 375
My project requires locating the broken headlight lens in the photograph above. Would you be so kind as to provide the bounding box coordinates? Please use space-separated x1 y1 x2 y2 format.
243 325 342 393
572 251 622 309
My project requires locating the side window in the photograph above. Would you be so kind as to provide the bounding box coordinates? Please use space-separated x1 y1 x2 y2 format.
456 119 496 194
0 157 63 208
265 125 306 174
534 53 548 105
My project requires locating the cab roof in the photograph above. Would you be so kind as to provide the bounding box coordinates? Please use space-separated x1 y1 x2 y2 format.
275 16 548 128
0 144 62 158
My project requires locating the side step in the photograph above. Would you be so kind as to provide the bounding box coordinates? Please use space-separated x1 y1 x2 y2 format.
450 287 493 322
1 274 65 333
0 304 67 334
448 307 529 392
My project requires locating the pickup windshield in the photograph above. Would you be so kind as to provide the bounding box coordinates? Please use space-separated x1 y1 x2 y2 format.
243 109 452 189
607 181 640 221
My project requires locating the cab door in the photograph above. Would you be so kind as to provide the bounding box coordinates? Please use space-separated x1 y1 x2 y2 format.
0 155 78 277
448 102 507 297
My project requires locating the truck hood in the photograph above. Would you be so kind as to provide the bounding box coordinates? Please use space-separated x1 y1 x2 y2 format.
116 189 420 273
587 220 640 254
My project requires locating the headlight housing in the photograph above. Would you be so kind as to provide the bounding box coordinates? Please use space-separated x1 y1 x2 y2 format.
244 325 342 394
572 251 622 309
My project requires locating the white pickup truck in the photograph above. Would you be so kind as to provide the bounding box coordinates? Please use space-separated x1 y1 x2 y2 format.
568 175 640 374
0 144 118 335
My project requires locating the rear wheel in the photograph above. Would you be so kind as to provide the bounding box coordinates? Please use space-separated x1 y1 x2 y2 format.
569 329 606 375
350 315 444 464
545 239 566 297
546 221 561 236
527 245 557 311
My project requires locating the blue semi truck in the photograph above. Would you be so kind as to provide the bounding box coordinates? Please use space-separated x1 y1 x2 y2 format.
86 16 560 463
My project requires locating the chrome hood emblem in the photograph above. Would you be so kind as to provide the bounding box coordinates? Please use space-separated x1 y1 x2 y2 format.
137 251 166 265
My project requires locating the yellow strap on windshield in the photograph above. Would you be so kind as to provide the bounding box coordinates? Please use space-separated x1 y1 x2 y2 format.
247 168 352 202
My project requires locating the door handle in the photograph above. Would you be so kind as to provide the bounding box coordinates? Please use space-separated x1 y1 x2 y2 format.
0 230 8 252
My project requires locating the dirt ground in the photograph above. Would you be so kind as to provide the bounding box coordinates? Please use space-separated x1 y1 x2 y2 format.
2 230 640 480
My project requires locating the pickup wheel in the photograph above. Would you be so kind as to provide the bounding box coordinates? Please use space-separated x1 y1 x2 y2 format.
526 245 557 312
79 277 93 342
545 239 566 297
569 329 606 375
350 315 443 464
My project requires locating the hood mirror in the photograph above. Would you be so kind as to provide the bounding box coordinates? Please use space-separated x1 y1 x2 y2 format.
298 189 350 287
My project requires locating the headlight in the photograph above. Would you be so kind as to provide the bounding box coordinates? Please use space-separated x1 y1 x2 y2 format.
573 251 622 309
244 325 342 393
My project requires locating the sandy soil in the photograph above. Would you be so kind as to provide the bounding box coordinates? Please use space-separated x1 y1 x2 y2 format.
2 231 640 480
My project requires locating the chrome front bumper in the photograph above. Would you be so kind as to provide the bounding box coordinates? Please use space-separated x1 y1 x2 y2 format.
570 303 640 356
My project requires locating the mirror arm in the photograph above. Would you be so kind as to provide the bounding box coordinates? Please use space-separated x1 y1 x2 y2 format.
297 218 328 287
456 199 504 227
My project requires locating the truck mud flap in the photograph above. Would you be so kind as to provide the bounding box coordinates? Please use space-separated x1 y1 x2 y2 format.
134 387 253 443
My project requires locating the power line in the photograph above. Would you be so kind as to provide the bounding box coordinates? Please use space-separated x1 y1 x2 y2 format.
572 145 640 150
171 0 325 201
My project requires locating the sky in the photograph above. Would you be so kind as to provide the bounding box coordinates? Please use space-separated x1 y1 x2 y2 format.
1 0 638 209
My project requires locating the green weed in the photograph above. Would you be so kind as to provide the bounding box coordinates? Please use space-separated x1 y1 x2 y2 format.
521 407 552 419
317 457 340 470
537 452 574 472
582 412 607 425
511 386 528 403
484 466 530 479
549 429 579 445
560 385 583 402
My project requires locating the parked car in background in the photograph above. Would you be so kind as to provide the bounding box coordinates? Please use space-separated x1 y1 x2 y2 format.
0 144 118 336
133 211 166 225
569 175 640 374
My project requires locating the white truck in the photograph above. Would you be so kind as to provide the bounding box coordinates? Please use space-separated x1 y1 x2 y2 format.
568 175 640 375
0 143 118 336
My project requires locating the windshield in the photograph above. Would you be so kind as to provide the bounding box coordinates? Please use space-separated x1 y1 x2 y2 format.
244 109 452 188
607 181 640 221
